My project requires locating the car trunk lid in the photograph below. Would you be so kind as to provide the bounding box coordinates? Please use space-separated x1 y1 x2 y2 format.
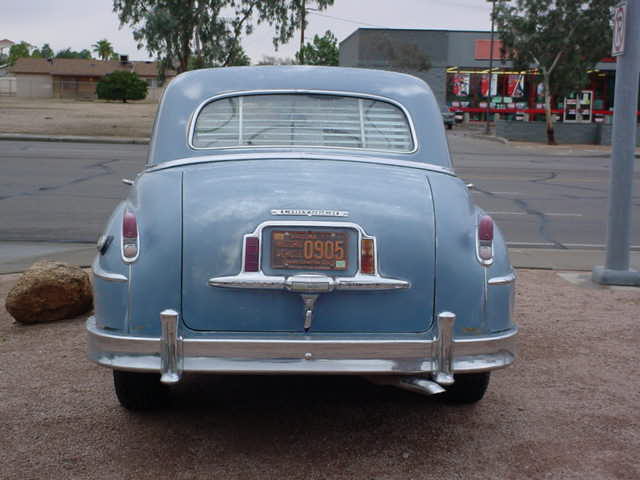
181 158 436 333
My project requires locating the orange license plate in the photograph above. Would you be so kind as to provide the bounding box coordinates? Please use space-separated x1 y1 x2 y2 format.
271 230 348 271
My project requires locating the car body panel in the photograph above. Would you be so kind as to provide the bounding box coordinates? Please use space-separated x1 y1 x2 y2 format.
181 159 436 333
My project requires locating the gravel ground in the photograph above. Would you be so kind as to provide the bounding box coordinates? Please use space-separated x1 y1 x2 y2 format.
0 97 156 138
1 269 639 480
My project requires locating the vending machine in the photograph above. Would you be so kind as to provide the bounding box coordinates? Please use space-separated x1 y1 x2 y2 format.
563 90 594 123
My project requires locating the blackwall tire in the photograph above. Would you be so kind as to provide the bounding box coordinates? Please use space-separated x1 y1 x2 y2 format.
113 370 168 411
441 372 490 404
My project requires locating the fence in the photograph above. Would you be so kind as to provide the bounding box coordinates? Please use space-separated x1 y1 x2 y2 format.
0 77 16 96
2 77 163 101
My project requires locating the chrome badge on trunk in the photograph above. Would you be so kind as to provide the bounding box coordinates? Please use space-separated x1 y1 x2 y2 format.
270 209 349 217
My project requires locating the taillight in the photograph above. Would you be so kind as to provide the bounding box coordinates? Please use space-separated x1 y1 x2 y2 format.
477 215 494 265
244 237 260 272
122 210 139 260
361 238 375 274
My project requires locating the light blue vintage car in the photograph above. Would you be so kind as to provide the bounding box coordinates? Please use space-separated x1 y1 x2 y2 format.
87 66 517 410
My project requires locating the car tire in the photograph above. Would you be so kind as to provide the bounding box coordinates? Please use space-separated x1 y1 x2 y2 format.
446 123 453 130
113 370 168 411
441 372 490 404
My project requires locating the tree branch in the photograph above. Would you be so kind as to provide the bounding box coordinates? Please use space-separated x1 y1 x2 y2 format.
222 3 255 67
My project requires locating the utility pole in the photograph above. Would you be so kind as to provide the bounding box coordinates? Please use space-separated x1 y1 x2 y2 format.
485 0 496 135
299 0 306 64
593 0 640 286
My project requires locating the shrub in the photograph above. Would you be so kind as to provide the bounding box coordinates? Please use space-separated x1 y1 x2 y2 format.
96 70 148 103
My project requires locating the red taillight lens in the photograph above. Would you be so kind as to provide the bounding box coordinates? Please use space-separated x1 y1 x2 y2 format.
478 215 494 262
244 237 259 272
361 238 375 275
478 215 494 242
123 211 138 239
122 210 138 259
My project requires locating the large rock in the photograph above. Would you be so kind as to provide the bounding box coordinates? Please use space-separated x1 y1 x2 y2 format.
5 260 93 324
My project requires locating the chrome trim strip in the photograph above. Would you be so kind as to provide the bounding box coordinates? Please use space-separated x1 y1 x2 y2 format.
91 258 128 283
209 273 410 292
87 317 517 375
159 309 181 384
208 220 410 292
488 272 517 286
186 89 419 154
433 312 455 386
145 152 456 177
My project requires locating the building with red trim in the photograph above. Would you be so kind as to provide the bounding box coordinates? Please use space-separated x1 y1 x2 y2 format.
339 28 632 124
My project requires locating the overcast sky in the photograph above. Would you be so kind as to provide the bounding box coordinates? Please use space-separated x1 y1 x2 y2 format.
2 0 492 62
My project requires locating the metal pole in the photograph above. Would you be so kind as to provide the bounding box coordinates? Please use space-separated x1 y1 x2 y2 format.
485 0 496 135
593 0 640 286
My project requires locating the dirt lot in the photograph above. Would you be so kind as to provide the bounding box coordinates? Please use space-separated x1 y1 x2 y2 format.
0 97 156 138
1 269 639 480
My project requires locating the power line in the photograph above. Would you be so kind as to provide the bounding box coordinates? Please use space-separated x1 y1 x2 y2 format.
307 11 385 28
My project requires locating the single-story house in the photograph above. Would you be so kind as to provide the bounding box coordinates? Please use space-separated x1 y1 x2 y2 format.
9 57 176 99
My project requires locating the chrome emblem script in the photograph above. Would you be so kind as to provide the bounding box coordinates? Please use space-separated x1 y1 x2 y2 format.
271 209 349 218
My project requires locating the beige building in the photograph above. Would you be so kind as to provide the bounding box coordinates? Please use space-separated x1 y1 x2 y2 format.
9 57 175 99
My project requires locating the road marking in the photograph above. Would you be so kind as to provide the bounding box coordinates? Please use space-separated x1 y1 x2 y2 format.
488 211 583 217
508 242 640 250
545 213 584 217
472 191 521 195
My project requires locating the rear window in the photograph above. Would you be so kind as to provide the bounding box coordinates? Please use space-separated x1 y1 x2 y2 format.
191 93 415 152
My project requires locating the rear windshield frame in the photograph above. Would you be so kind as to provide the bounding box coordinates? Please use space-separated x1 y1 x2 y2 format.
188 90 418 154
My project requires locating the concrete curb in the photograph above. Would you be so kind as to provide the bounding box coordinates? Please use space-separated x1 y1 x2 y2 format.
0 133 150 145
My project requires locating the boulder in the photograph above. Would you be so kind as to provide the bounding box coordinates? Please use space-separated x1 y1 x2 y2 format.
5 260 93 324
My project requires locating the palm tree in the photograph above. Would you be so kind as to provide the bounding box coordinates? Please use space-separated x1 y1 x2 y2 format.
92 39 114 61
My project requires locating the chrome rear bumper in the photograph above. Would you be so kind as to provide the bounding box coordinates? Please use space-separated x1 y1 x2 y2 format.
87 312 517 385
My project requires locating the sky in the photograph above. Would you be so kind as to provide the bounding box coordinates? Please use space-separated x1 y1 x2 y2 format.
2 0 493 62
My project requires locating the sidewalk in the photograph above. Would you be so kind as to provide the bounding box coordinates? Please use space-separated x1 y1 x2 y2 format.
1 240 639 275
0 133 150 144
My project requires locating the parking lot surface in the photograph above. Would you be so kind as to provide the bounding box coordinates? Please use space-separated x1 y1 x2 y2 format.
1 269 639 480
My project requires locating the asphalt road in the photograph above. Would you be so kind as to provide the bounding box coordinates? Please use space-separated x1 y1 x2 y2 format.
0 136 639 247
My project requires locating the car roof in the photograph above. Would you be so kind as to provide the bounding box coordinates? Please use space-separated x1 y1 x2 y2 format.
148 66 451 168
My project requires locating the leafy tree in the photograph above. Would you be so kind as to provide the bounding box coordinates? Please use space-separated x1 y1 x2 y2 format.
257 55 297 65
40 43 54 59
8 41 32 66
55 48 92 59
92 39 115 61
188 43 250 69
96 70 148 103
113 0 334 73
495 0 616 145
296 30 338 66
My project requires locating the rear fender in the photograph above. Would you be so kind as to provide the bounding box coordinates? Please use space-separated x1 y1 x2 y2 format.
126 170 183 336
93 202 129 331
485 221 516 333
429 174 514 336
